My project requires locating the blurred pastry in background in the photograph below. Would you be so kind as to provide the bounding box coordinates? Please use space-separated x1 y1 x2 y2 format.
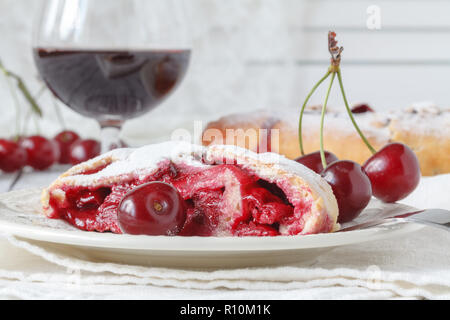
202 103 450 176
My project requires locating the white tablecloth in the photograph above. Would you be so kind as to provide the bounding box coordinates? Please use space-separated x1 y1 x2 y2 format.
0 169 449 300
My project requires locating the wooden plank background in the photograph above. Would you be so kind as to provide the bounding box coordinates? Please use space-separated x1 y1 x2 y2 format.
0 0 448 141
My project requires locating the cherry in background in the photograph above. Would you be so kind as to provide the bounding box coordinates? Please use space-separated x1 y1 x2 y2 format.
117 182 186 236
0 139 27 173
295 151 339 174
321 160 372 223
363 143 421 203
54 131 80 164
351 104 375 114
0 131 104 172
69 139 101 165
20 136 60 171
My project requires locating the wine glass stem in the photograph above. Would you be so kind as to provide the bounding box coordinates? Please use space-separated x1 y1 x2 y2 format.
100 125 122 154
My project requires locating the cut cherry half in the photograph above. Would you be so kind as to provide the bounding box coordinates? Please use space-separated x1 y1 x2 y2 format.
117 182 186 236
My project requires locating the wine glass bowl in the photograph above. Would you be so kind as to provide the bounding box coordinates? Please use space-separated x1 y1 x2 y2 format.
33 49 191 122
33 0 191 152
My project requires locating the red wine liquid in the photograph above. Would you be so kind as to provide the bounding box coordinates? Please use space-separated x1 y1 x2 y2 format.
33 49 191 121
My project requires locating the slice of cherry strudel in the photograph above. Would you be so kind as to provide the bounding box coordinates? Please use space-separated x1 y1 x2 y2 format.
42 142 339 237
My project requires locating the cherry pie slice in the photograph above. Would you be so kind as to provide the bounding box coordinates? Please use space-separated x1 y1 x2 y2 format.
42 142 339 236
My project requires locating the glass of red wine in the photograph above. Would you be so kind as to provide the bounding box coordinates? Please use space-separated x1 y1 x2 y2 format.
33 0 191 153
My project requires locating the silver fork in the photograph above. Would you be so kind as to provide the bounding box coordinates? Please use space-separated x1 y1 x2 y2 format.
339 209 450 232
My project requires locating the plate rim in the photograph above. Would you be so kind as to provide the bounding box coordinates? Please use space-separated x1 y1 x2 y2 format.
0 188 425 253
0 216 425 252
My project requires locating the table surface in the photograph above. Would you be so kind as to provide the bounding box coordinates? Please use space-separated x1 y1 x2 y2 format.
0 166 448 300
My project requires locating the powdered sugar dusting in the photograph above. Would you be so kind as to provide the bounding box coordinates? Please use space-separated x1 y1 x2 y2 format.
392 102 450 136
58 142 211 187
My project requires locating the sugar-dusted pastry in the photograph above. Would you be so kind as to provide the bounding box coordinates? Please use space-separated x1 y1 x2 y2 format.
202 104 450 176
42 141 339 236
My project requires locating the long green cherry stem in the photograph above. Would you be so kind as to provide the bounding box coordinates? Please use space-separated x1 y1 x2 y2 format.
320 72 336 169
0 59 43 118
337 69 377 155
298 32 377 171
298 70 331 156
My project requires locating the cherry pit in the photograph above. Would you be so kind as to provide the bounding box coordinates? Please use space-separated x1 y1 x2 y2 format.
296 32 421 223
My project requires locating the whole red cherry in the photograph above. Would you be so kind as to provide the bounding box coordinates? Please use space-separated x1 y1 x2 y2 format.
69 139 101 165
0 139 28 173
363 143 420 203
20 136 60 171
117 182 186 236
322 160 372 223
295 151 339 174
54 131 81 164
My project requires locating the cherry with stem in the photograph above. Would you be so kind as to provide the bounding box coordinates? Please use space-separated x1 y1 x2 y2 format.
0 59 47 189
298 33 343 170
298 32 377 168
0 59 43 120
335 51 419 203
0 59 44 142
297 31 421 208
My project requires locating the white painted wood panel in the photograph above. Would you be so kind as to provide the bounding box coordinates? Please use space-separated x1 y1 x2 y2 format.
287 0 450 28
0 0 448 142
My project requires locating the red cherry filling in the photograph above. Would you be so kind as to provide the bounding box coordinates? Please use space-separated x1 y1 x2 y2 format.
52 187 112 232
48 162 302 236
321 160 372 223
295 151 339 174
243 187 292 225
75 189 110 210
234 222 279 237
363 143 420 203
179 190 223 237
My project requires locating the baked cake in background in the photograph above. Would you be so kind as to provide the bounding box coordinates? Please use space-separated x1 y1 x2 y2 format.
202 103 450 176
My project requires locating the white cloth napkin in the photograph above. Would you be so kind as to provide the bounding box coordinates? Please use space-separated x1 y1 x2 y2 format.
0 171 449 300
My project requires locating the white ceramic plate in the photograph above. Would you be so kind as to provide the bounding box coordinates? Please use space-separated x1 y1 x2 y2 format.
0 189 424 268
